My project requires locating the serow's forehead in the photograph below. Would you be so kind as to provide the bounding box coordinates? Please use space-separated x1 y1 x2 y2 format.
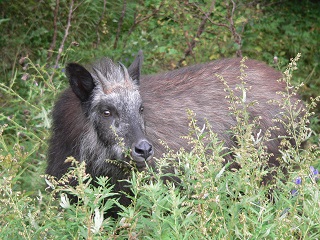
90 59 137 95
102 81 136 95
97 88 142 110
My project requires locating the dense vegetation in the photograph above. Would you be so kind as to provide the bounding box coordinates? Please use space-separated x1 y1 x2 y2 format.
1 0 319 239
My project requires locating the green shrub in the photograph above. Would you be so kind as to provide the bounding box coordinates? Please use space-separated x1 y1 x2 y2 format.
1 55 319 239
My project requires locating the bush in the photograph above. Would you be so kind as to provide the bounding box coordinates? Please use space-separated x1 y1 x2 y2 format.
1 55 319 239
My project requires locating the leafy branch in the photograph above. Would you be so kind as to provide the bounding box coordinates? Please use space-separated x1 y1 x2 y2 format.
189 0 246 59
122 3 163 48
178 0 216 66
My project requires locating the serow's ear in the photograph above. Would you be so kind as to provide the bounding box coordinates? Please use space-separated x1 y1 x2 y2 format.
128 50 143 85
66 63 95 102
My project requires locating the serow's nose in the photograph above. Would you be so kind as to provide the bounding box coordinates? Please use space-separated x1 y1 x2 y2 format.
134 140 153 161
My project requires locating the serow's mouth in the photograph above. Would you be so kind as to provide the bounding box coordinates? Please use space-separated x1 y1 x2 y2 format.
130 152 154 171
133 157 153 170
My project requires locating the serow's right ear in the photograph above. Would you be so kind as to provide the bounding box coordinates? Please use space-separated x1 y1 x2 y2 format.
128 50 143 85
66 63 95 102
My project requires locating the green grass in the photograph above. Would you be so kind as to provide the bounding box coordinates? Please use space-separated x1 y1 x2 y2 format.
0 55 319 239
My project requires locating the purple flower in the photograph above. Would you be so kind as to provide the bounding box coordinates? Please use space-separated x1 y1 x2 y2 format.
310 166 319 182
291 177 302 196
310 166 319 175
291 166 319 196
291 189 298 196
294 177 302 185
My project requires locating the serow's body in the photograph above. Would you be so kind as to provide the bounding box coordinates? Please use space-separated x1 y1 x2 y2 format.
47 51 301 216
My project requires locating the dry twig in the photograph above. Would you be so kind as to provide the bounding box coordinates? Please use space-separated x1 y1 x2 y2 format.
47 0 60 61
114 0 127 49
49 0 74 83
95 0 107 48
228 0 242 57
178 0 216 66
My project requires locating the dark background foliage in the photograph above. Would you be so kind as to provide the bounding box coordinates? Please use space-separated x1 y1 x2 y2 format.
1 0 319 99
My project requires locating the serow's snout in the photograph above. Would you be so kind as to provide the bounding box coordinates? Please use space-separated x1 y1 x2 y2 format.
132 139 154 168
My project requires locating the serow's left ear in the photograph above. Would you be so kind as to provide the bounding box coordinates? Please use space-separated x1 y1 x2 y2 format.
66 63 95 102
128 50 143 85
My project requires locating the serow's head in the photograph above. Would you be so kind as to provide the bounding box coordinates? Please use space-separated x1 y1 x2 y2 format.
66 51 153 170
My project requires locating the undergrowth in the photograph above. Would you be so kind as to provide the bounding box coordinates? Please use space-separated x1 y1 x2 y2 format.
0 55 319 239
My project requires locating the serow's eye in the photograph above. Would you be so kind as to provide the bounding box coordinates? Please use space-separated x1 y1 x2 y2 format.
139 106 144 114
103 110 111 117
